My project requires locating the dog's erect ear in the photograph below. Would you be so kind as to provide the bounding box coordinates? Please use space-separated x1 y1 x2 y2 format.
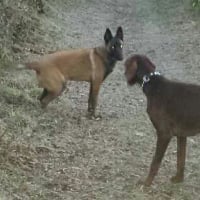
116 26 123 41
104 28 113 44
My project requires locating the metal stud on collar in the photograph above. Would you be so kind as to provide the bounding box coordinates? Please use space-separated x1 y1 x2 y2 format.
150 71 161 76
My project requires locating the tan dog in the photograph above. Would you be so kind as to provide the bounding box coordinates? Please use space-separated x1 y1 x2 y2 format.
18 27 124 118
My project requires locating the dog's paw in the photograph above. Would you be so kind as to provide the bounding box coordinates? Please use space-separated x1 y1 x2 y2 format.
93 115 102 121
87 113 102 121
170 175 184 183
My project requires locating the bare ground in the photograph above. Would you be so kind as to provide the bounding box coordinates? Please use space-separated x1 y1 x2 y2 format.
0 0 200 199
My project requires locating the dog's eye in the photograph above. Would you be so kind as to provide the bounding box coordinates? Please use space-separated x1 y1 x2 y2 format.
120 44 123 48
111 46 115 49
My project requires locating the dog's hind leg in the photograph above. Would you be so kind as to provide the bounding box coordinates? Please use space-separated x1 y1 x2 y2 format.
171 136 187 183
61 81 67 93
143 134 171 186
40 90 60 108
40 82 66 108
38 88 48 101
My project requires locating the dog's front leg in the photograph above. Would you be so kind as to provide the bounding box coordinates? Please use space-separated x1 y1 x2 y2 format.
88 83 93 113
143 134 171 186
87 82 101 120
171 136 187 183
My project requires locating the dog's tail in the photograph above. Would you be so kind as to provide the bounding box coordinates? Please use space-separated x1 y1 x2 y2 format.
17 61 40 73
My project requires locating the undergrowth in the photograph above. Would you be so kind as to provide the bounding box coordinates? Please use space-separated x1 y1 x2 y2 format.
0 0 45 68
192 0 200 8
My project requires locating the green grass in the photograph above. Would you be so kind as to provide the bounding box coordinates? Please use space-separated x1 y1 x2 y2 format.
192 0 200 8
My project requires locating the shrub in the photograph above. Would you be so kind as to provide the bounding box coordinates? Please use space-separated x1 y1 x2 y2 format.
192 0 200 9
0 0 44 67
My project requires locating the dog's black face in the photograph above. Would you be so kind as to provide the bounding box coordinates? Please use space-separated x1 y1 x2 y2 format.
104 26 124 61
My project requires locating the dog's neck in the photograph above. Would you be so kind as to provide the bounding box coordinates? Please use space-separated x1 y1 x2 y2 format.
95 47 117 80
104 54 117 80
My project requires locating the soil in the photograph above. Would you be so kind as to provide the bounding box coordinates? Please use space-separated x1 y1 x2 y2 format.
0 0 200 199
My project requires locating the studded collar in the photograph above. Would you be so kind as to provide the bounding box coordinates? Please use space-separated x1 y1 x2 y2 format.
142 71 161 88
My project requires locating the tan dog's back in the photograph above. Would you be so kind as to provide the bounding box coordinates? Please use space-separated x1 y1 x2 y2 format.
33 48 103 92
38 49 92 81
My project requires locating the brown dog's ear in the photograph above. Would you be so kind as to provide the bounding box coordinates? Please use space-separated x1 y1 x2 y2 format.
104 28 113 44
143 55 156 70
124 59 138 85
137 55 156 73
116 26 123 41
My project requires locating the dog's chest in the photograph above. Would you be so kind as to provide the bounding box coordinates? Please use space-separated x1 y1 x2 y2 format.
104 60 116 80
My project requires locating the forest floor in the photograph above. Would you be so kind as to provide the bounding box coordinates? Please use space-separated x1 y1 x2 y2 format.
0 0 200 199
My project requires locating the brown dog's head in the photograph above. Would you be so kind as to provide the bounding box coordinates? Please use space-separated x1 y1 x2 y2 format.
104 26 124 61
124 55 156 85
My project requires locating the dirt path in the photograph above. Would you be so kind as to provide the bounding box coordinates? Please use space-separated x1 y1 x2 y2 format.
1 0 200 199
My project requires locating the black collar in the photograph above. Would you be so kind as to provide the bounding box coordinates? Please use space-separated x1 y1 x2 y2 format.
142 71 161 88
103 56 117 79
94 47 117 80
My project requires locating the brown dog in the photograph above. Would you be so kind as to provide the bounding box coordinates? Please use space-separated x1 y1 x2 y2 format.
18 27 124 118
125 54 200 186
